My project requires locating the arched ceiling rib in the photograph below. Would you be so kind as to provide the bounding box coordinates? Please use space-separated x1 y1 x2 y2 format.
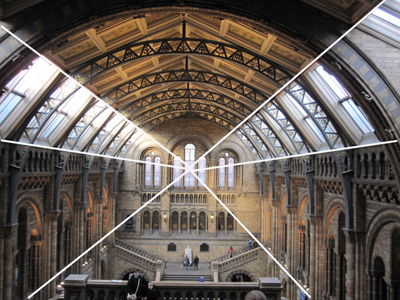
1 3 381 161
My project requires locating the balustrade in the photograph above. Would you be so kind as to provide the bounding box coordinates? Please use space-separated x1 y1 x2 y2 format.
63 275 282 300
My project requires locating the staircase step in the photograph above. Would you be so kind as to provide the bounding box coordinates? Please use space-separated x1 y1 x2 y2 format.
162 275 213 282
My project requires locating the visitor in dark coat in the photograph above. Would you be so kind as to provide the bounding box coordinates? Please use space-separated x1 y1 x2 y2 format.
144 282 160 300
127 269 148 299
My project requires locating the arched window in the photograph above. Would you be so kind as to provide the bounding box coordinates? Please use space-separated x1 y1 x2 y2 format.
218 212 225 230
145 155 161 187
181 212 188 230
190 212 196 229
152 211 160 229
173 156 182 186
199 212 206 230
219 158 225 187
145 156 152 186
198 156 207 186
228 158 235 187
227 213 234 230
143 211 150 229
185 144 195 186
171 212 178 230
154 157 161 186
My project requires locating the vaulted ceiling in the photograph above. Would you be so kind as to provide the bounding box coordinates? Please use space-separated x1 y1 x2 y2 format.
0 0 385 161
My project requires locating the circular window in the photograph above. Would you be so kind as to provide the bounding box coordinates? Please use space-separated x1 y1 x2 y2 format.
151 151 155 155
225 152 229 157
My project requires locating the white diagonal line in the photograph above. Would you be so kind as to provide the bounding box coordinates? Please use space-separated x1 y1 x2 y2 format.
0 139 186 170
192 140 398 172
191 171 311 298
27 165 191 299
3 0 386 298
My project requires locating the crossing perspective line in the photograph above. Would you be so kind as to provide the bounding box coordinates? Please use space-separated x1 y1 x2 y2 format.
0 0 387 298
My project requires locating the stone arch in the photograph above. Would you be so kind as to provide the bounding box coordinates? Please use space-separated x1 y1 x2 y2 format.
298 196 309 223
323 198 345 242
365 208 400 263
16 193 44 238
225 269 256 282
210 141 248 163
119 268 149 281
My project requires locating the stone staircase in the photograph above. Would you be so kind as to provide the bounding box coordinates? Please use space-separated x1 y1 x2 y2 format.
162 274 213 282
115 239 161 262
217 246 249 262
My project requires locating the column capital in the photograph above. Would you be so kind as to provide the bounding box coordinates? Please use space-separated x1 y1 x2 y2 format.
286 205 297 214
308 214 323 224
0 224 18 238
342 228 357 244
271 199 280 207
44 210 60 221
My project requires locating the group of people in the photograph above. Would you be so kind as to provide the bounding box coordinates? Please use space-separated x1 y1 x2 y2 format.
227 238 259 259
184 254 199 270
127 269 160 300
127 268 266 300
247 239 259 251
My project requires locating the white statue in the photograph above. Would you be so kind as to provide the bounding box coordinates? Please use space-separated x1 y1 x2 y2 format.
184 246 193 264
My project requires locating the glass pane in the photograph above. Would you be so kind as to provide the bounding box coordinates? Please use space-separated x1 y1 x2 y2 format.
342 99 374 133
316 66 348 99
219 158 225 187
184 144 195 187
154 157 161 186
306 118 324 141
0 93 23 124
373 8 400 27
173 156 182 186
198 157 206 186
14 58 56 94
145 156 152 186
41 113 66 138
228 158 235 187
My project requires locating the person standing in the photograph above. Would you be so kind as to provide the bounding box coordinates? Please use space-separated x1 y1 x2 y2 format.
193 255 199 270
184 255 189 270
247 239 252 251
144 281 160 300
228 246 234 258
127 269 148 300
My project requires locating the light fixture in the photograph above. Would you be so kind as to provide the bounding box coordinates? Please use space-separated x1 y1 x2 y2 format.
163 212 167 222
210 213 214 223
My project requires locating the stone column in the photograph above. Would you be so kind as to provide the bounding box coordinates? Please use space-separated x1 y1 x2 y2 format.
355 232 366 300
44 211 59 299
224 214 228 236
309 215 323 299
287 206 297 299
196 214 199 235
186 213 190 235
178 212 181 235
271 199 280 276
2 225 17 300
344 229 356 300
149 211 153 235
92 196 103 279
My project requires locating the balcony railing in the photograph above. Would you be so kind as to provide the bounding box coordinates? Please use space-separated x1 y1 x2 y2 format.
63 275 282 300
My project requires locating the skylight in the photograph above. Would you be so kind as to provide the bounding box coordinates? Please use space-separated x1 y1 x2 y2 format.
373 8 400 28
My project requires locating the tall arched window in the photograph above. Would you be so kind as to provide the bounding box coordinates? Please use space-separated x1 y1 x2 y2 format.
173 156 182 186
185 144 195 187
219 158 225 187
145 155 161 186
145 156 152 186
154 157 161 186
198 157 207 186
228 158 235 187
